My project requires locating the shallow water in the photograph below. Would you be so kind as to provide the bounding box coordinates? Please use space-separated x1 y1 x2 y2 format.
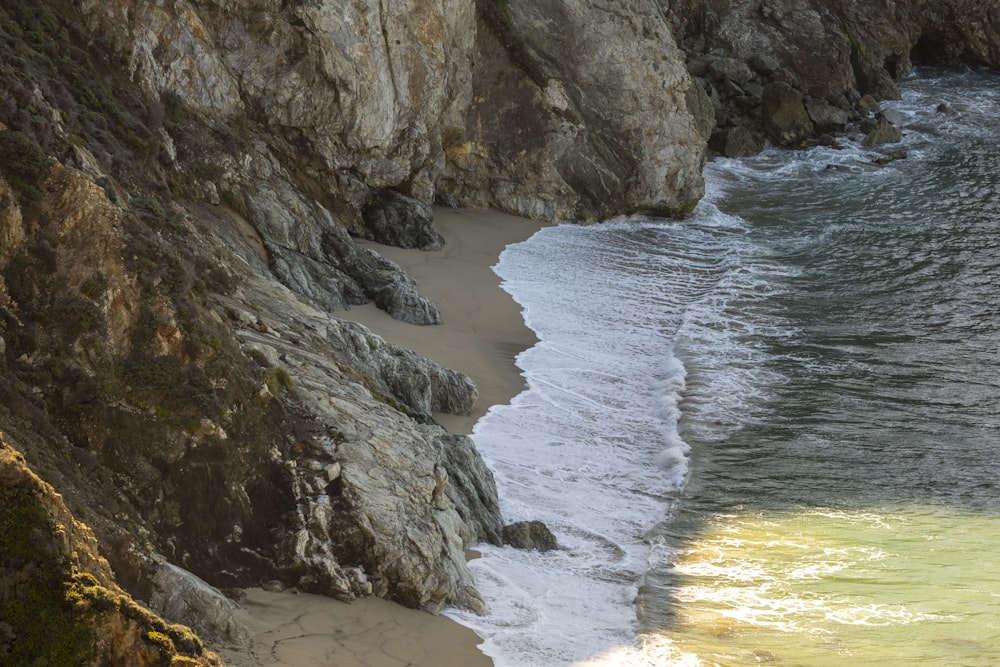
450 67 1000 666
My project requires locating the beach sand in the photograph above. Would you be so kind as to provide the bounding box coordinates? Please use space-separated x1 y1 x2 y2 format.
218 207 546 666
349 206 546 434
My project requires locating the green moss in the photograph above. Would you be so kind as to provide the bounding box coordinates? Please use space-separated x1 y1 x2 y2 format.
145 630 175 656
79 273 106 300
131 193 167 218
264 366 294 396
161 90 185 124
0 487 97 664
118 352 218 413
46 296 105 338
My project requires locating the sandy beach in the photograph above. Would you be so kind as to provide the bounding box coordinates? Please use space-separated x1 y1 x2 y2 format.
219 207 546 666
349 206 547 434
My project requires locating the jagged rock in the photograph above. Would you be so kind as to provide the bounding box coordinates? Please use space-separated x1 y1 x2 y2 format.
503 520 559 552
862 113 903 147
223 272 492 613
707 56 756 86
686 78 718 142
443 0 706 221
369 270 444 326
3 0 1000 656
763 82 815 147
80 0 477 213
150 561 252 650
871 147 909 164
857 94 881 115
710 127 766 158
805 98 851 132
437 435 503 546
666 0 1000 150
362 190 446 250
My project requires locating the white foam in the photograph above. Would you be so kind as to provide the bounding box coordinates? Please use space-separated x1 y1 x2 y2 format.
446 201 797 664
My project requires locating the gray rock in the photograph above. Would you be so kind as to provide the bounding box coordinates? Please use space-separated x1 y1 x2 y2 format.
446 0 706 220
503 520 558 552
763 82 814 147
871 147 908 164
857 95 881 115
685 77 717 141
862 113 903 147
362 190 445 251
805 98 850 132
150 561 252 650
223 274 489 613
438 435 503 546
707 56 755 86
710 127 765 158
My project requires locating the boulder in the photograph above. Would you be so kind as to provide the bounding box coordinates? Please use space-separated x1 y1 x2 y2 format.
150 562 252 650
503 520 558 552
805 98 851 132
710 127 766 158
862 113 903 147
871 147 909 164
763 82 815 147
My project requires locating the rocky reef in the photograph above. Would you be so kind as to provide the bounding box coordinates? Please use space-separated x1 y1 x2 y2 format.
1 0 998 660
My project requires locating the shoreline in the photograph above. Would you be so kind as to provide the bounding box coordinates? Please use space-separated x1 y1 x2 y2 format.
219 206 547 666
349 206 547 434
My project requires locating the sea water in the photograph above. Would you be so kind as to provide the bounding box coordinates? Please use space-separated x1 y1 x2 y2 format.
447 67 1000 666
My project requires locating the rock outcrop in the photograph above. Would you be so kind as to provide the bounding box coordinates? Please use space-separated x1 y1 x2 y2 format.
664 0 1000 153
442 0 708 221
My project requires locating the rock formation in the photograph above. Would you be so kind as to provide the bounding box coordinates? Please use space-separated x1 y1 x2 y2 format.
1 0 998 661
664 0 1000 154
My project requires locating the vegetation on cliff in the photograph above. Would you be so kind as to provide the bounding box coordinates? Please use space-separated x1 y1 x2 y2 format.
0 438 221 666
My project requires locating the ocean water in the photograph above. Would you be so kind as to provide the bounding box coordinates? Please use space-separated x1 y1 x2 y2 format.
447 67 1000 666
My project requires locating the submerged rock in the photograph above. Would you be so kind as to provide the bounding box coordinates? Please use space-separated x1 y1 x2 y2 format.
871 147 909 164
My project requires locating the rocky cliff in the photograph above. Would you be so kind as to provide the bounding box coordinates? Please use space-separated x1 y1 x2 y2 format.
1 0 998 660
662 0 1000 153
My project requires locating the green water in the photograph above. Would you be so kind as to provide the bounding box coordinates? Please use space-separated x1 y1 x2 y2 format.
641 68 1000 666
661 507 1000 665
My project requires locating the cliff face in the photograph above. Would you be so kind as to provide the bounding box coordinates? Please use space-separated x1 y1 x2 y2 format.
442 0 709 221
1 0 998 660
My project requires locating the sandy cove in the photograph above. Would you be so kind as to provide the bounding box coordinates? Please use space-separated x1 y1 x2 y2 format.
218 207 546 666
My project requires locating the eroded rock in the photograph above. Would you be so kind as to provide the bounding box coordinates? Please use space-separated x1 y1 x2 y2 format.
862 113 903 147
503 520 559 552
362 190 445 250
